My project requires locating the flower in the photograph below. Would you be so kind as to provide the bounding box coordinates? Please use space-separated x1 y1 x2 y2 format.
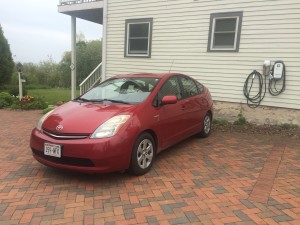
20 96 35 105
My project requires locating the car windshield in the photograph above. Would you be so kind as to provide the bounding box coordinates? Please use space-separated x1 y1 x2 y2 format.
77 77 160 104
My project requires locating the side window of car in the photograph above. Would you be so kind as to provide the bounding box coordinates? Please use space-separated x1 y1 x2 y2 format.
179 76 198 98
158 77 182 101
195 81 204 94
152 77 181 107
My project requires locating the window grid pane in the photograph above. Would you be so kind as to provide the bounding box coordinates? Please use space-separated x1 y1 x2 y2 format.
129 23 149 38
129 39 148 54
215 18 236 32
213 33 236 47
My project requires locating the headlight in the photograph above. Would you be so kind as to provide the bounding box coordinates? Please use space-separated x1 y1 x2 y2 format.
36 110 54 131
91 115 131 139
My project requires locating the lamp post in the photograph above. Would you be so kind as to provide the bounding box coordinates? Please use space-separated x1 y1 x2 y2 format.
17 62 23 101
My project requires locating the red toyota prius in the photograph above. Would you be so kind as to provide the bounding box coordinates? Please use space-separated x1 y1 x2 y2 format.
30 73 213 175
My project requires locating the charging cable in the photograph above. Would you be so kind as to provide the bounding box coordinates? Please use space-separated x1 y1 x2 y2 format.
243 70 267 108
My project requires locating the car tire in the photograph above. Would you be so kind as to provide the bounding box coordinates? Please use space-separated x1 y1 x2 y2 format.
129 133 155 176
199 113 212 138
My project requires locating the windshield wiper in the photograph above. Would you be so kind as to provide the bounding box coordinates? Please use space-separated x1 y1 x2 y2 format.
90 99 131 104
74 97 91 102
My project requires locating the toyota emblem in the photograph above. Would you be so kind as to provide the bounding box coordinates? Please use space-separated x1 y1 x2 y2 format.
56 125 63 132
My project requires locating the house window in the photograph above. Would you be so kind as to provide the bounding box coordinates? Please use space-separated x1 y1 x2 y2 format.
207 12 243 52
125 18 153 57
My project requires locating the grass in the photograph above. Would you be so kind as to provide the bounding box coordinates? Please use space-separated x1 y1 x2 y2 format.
279 123 299 129
213 119 230 126
233 116 248 125
27 89 80 105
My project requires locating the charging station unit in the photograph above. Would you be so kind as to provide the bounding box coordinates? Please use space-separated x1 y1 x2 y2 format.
243 60 286 108
273 61 285 80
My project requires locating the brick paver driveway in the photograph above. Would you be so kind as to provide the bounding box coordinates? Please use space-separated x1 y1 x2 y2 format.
0 109 299 225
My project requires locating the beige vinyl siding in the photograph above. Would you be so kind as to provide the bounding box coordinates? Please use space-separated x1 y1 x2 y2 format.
106 0 300 109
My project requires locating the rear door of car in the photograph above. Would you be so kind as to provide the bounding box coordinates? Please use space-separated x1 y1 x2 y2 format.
177 76 206 135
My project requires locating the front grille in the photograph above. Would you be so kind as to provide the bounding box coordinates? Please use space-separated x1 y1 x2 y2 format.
32 149 95 167
43 129 89 140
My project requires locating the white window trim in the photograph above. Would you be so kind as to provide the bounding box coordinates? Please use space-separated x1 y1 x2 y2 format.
207 11 243 52
126 21 151 57
210 16 239 51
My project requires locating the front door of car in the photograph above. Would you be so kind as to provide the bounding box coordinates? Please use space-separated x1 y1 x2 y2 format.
153 76 187 150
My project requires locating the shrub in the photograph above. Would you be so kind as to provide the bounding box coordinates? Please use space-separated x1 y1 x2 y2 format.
0 92 47 110
0 99 9 108
29 99 48 109
10 103 21 109
0 92 16 108
21 97 48 110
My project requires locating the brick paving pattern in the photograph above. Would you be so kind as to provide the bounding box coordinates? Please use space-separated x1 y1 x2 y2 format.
0 109 299 225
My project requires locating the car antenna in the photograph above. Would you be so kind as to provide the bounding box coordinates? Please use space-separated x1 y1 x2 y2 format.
169 59 174 73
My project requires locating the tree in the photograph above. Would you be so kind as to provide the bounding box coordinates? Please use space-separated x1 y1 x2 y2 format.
58 39 102 87
22 63 39 85
37 57 58 86
7 35 102 89
77 40 102 85
57 51 72 88
0 24 14 85
20 57 59 88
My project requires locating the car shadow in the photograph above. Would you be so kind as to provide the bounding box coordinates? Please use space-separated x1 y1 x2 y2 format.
34 134 214 186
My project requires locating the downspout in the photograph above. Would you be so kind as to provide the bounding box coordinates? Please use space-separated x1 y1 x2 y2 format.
102 0 107 81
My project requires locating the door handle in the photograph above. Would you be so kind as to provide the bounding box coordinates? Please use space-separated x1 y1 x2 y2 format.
182 100 189 110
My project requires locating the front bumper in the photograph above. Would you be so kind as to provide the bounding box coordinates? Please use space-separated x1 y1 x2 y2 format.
30 128 134 173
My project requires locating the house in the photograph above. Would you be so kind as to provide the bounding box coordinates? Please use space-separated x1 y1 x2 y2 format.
58 0 300 125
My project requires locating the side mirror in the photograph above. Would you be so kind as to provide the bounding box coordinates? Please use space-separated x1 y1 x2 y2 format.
161 95 177 105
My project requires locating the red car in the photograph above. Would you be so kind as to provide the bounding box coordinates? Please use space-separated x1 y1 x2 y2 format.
30 73 213 175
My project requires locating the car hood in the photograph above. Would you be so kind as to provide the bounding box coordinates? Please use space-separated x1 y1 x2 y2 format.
42 101 138 134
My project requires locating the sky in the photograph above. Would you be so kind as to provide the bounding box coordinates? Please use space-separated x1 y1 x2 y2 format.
0 0 102 64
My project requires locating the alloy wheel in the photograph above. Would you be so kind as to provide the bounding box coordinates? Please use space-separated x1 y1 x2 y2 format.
136 139 154 169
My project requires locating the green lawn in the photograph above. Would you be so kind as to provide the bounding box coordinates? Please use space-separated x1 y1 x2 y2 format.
27 89 80 105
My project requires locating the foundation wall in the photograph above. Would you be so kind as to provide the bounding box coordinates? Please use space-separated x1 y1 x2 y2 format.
213 101 300 126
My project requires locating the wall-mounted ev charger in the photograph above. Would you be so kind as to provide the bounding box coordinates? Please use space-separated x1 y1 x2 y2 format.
273 61 285 80
243 60 286 108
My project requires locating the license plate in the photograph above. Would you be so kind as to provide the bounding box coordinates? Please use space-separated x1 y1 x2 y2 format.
44 143 61 158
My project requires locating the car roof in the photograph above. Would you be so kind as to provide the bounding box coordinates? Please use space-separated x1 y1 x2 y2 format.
112 73 184 79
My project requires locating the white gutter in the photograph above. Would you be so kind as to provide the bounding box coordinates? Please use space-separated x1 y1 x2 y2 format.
102 0 107 81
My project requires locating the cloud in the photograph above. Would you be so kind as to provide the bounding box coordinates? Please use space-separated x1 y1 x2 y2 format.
0 0 102 63
3 23 70 42
2 23 70 63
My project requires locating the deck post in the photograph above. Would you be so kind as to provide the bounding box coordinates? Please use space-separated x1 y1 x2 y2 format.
102 0 107 81
71 16 77 99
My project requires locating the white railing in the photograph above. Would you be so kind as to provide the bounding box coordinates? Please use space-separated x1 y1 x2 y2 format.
59 0 101 5
79 63 102 95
